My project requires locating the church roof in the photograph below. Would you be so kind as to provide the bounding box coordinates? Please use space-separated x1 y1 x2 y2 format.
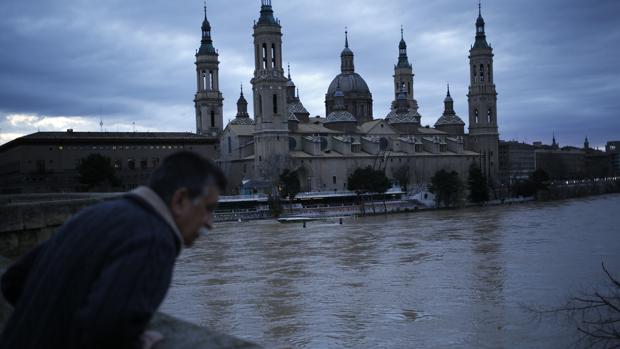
288 111 299 122
227 124 255 136
326 110 357 123
416 127 447 135
229 117 255 126
295 123 339 134
287 100 309 115
386 109 421 124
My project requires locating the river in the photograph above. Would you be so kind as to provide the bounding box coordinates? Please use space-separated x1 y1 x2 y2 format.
161 194 620 348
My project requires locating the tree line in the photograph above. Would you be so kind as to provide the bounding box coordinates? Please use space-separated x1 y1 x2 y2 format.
75 154 552 207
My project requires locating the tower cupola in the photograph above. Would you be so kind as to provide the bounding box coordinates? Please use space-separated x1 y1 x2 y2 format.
237 85 249 117
197 3 217 56
341 29 355 73
473 2 490 49
397 26 411 69
256 0 279 27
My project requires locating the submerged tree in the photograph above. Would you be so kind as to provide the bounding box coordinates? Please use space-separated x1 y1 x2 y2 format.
279 169 301 212
77 154 121 191
429 169 464 208
393 165 410 193
348 166 391 215
468 164 489 203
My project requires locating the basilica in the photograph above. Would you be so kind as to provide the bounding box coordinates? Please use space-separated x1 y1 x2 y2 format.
195 0 499 194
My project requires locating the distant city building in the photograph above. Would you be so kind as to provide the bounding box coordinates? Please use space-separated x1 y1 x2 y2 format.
218 1 498 194
607 141 620 176
535 148 586 180
498 141 535 185
0 131 217 193
531 136 613 180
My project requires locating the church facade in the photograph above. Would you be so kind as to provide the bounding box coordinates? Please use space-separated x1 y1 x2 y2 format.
206 1 499 194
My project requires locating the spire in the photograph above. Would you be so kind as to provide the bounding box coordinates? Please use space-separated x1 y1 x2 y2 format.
197 2 216 56
552 132 559 149
341 27 355 73
443 83 455 115
236 84 249 118
473 1 490 49
396 26 411 68
257 0 279 27
286 64 296 99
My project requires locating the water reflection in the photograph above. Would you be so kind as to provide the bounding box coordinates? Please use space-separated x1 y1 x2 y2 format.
161 194 620 348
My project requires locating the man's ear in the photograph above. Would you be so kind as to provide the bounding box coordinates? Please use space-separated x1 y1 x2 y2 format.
170 188 190 216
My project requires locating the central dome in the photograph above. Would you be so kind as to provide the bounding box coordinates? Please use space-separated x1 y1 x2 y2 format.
327 73 370 96
324 31 374 124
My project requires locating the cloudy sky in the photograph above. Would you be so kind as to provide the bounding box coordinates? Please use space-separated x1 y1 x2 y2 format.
0 0 618 148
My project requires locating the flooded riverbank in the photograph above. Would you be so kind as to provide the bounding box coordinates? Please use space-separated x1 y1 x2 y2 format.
162 194 620 348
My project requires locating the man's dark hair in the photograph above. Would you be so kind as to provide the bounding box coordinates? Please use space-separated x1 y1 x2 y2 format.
148 151 226 204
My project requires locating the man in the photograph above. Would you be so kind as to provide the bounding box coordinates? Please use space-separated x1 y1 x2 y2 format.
0 151 226 349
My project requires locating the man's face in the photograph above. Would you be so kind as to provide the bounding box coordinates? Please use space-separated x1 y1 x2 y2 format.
171 184 220 247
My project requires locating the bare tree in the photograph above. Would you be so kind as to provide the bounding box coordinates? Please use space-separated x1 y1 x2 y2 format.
257 154 290 193
526 263 620 349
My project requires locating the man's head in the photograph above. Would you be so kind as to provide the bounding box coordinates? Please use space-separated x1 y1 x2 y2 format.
148 151 227 246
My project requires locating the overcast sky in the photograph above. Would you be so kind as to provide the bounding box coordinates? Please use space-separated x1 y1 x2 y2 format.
1 0 618 148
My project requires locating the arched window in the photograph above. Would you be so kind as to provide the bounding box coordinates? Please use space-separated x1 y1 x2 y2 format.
473 66 477 83
271 44 276 68
210 110 215 127
202 71 207 90
209 71 214 90
255 44 260 69
259 95 263 115
475 109 479 124
262 44 267 70
480 64 485 82
273 94 278 114
487 109 492 123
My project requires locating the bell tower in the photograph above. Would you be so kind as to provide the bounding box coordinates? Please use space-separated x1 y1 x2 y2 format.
467 3 499 182
194 3 224 137
393 27 418 111
251 0 290 181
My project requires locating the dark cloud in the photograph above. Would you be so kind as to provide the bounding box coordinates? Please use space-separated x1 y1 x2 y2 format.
0 0 618 147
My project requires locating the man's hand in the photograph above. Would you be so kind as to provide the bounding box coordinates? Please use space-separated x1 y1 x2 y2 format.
141 330 164 349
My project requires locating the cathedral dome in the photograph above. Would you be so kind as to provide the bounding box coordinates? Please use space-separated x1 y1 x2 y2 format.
327 73 370 96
